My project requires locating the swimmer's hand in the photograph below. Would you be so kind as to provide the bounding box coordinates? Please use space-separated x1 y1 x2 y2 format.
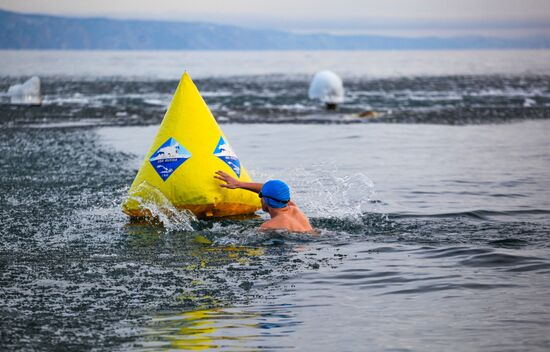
215 171 264 193
214 170 240 189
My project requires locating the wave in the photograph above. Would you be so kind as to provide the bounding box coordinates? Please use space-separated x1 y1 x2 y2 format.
2 74 550 126
389 209 550 220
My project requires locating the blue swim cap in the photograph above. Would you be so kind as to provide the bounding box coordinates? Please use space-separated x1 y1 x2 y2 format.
260 180 291 208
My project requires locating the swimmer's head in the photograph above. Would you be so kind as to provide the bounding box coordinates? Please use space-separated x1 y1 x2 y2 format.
259 180 290 210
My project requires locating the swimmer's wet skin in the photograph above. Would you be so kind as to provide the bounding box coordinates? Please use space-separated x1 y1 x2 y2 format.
214 170 314 233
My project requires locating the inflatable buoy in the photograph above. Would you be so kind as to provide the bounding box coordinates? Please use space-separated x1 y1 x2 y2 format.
122 72 260 218
308 70 344 109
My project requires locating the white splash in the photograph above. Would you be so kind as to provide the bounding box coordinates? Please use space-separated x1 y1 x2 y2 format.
125 181 197 231
287 166 378 221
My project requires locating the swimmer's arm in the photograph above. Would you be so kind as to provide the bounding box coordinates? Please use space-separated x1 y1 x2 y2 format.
235 181 263 194
259 220 275 231
214 170 262 194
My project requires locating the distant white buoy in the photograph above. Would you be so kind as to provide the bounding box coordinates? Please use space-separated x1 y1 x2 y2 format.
6 76 42 105
308 70 344 109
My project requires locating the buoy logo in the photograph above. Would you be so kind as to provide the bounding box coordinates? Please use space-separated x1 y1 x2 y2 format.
213 136 241 177
149 137 192 181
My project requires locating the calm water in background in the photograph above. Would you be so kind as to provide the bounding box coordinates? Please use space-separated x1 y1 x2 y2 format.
1 51 550 351
2 50 550 79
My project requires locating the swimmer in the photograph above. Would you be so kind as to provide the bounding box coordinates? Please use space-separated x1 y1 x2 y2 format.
214 170 314 233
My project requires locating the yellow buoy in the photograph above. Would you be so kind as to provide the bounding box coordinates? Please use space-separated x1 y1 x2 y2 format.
122 72 260 218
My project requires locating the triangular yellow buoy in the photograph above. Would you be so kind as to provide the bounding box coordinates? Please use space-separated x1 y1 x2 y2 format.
122 72 260 218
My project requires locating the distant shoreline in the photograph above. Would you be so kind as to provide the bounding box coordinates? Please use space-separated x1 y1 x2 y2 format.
2 9 550 50
2 48 550 51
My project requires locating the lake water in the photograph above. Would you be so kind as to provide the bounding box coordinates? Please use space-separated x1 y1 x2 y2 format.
2 50 550 79
1 50 550 351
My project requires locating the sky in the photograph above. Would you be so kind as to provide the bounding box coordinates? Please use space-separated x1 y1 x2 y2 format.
1 0 550 37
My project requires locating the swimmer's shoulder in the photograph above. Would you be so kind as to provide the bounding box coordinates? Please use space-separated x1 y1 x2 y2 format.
259 219 277 231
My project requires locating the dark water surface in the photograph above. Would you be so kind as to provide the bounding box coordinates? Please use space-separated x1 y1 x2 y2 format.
1 75 550 126
1 50 550 351
1 118 549 350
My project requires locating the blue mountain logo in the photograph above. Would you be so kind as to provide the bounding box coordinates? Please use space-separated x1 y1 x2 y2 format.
213 136 241 177
149 137 192 181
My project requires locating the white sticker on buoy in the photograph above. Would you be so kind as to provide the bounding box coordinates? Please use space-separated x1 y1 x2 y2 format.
149 137 192 181
213 136 241 177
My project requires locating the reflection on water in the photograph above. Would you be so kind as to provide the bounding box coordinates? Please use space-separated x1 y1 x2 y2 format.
137 305 300 351
121 223 308 351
